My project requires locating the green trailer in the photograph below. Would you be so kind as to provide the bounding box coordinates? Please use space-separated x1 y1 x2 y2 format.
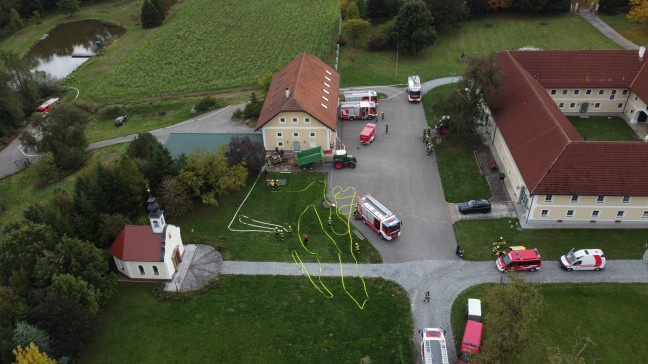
295 146 325 170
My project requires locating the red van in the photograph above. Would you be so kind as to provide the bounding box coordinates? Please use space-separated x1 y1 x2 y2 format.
496 248 542 272
359 123 376 144
458 320 483 364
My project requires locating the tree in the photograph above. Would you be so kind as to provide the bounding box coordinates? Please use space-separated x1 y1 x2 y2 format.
628 0 648 23
342 18 372 47
97 213 130 248
547 328 596 364
30 10 42 25
33 104 89 173
0 51 39 115
141 144 178 190
488 0 510 10
467 0 490 14
156 176 193 219
470 273 542 363
243 92 263 120
390 0 437 55
599 0 630 15
127 132 160 160
509 0 548 11
0 286 29 327
48 274 99 314
8 8 23 31
258 71 274 92
57 0 79 16
226 137 265 174
12 322 51 356
150 0 166 20
342 0 361 19
12 343 56 364
0 62 25 139
33 152 61 187
425 0 468 31
0 222 58 288
33 293 100 359
141 0 163 29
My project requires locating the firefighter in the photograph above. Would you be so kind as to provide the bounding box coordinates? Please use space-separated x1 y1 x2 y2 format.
269 179 275 189
352 205 359 218
381 111 385 121
302 234 309 246
265 178 270 188
354 242 360 254
287 225 293 236
491 245 501 255
327 218 332 228
424 291 430 303
385 124 389 134
426 142 434 155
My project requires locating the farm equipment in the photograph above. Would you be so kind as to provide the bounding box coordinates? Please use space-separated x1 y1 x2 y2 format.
339 101 377 120
295 146 325 170
333 150 357 169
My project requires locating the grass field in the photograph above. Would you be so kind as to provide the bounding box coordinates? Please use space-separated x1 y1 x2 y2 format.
453 218 648 260
599 14 648 48
339 12 621 87
568 115 642 141
173 171 381 263
451 283 648 363
81 277 416 363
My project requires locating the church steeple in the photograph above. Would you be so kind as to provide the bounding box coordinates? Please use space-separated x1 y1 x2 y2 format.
147 189 166 234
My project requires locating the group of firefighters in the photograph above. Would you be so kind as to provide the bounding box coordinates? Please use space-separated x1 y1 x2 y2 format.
272 220 361 254
422 127 434 155
265 178 281 190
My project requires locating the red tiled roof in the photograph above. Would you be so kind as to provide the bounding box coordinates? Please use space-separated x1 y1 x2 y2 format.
509 50 647 88
630 60 648 102
109 225 163 262
535 142 648 195
255 53 339 131
494 50 648 196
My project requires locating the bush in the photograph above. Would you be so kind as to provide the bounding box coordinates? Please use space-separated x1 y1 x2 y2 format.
337 36 346 46
74 101 98 114
35 152 62 188
97 105 126 120
232 108 244 121
242 92 263 120
141 0 163 29
194 96 217 112
599 0 629 14
367 35 386 51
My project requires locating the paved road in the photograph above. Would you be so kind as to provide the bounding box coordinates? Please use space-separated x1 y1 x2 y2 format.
580 11 639 50
335 78 459 263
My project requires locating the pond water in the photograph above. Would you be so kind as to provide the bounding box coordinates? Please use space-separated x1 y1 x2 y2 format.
25 19 125 80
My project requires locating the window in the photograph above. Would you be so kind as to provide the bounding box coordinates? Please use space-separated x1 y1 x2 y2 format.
610 90 617 100
541 210 549 217
598 89 605 95
276 132 283 138
309 132 316 138
622 196 631 203
322 96 329 102
570 103 576 108
279 117 286 123
574 90 580 95
594 103 601 109
153 266 159 275
153 221 159 228
571 195 579 203
618 103 624 109
292 117 298 123
138 265 145 275
550 89 557 95
562 89 568 95
293 132 299 137
566 210 574 218
277 141 284 147
323 88 329 94
586 89 592 95
616 211 625 218
544 195 553 202
592 210 600 218
643 211 648 219
558 102 565 108
623 89 629 95
596 195 605 203
304 117 311 123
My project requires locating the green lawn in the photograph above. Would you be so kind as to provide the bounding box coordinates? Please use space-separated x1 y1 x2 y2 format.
453 218 648 260
451 283 648 363
568 116 642 141
81 277 415 364
173 171 382 263
599 13 648 48
339 12 621 87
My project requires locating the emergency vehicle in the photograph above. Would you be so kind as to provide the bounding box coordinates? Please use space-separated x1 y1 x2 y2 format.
458 320 483 364
343 90 378 105
355 194 401 240
359 123 376 144
36 98 59 113
407 75 422 102
560 248 606 271
419 328 449 364
339 101 377 120
496 248 542 272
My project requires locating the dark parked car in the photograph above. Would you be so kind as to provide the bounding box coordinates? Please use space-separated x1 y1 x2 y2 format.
115 115 128 126
458 199 491 214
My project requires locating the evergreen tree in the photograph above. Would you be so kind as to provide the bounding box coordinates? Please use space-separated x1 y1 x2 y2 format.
150 0 166 20
141 0 163 29
390 0 437 55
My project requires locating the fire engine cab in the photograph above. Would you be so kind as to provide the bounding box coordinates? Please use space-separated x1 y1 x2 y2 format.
355 194 401 240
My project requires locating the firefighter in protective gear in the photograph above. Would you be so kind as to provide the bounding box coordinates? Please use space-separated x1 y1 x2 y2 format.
426 142 434 155
354 242 360 254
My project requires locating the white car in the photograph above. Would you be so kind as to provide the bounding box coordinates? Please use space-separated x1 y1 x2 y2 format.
559 248 606 271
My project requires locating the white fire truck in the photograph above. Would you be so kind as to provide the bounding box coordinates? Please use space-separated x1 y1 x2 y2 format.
343 90 378 105
420 328 449 364
36 97 60 113
355 194 401 240
407 75 422 102
339 101 377 120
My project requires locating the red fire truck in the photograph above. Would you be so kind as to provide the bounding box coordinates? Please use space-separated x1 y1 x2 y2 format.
344 90 378 106
355 194 401 240
407 75 422 102
339 101 377 120
36 98 60 113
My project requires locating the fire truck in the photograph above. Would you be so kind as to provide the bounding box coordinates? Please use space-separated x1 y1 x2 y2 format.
407 75 422 102
355 194 401 240
343 90 378 105
339 101 377 120
420 328 449 364
36 98 60 113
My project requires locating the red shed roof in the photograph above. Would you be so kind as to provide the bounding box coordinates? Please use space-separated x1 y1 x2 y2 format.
109 225 163 262
493 50 648 196
255 53 339 131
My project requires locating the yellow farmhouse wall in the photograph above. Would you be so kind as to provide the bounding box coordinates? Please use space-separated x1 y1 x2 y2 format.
546 87 630 115
261 111 335 151
528 195 648 224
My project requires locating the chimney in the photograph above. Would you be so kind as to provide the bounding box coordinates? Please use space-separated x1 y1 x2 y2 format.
639 46 646 61
285 88 291 98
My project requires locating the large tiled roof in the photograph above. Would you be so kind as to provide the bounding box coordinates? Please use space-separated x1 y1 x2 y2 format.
493 50 648 196
109 225 164 262
164 133 263 158
255 53 339 131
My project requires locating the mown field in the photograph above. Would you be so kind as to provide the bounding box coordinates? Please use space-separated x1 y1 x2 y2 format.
84 0 339 102
599 13 648 48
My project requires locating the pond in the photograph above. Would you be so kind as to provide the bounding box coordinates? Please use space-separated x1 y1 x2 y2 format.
25 19 125 80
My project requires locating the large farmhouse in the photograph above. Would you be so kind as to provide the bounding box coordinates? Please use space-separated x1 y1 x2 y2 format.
487 49 648 225
255 53 339 152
